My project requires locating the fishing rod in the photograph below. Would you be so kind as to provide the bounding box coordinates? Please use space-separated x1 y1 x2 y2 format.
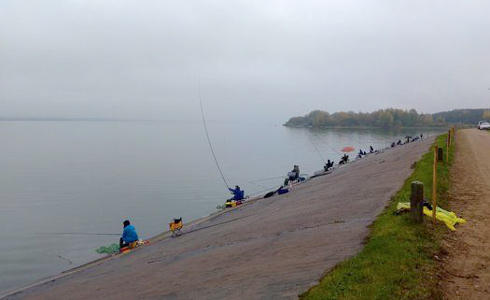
37 232 120 236
199 84 230 190
247 184 283 197
308 131 343 156
249 181 269 190
249 175 285 184
304 131 326 164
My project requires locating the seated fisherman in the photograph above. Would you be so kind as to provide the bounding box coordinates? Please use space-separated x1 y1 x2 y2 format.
120 219 139 249
324 159 334 171
288 165 300 181
339 154 349 165
229 185 244 200
370 145 374 153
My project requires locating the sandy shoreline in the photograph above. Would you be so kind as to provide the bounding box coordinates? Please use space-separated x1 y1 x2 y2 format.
2 137 435 300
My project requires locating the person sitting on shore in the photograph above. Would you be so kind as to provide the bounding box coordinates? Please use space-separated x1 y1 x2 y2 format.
229 185 244 201
370 145 374 153
339 154 349 165
324 159 334 171
120 219 139 249
288 165 300 181
397 139 402 146
391 142 396 148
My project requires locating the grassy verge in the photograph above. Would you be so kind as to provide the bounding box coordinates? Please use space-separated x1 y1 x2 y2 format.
301 134 454 300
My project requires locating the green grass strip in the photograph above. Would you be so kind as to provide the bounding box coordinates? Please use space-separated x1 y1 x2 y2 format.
301 133 454 300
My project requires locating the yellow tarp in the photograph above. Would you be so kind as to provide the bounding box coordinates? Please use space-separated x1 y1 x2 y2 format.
397 202 466 231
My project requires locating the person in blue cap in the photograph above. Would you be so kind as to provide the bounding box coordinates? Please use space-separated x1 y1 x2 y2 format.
120 219 139 248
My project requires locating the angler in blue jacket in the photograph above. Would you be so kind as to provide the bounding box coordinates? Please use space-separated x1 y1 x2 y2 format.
229 185 244 200
120 219 139 248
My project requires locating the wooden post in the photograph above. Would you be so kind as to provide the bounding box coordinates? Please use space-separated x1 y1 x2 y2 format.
432 146 438 225
410 181 424 223
437 147 444 162
446 131 450 162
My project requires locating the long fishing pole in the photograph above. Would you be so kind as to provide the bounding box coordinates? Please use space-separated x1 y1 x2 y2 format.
309 131 343 156
304 132 326 164
247 184 283 197
37 232 120 236
199 85 230 190
249 175 285 183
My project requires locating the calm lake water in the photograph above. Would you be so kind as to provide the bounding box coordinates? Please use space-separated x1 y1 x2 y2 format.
0 120 444 293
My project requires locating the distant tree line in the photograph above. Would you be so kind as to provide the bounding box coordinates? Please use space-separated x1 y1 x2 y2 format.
432 109 490 125
284 108 490 128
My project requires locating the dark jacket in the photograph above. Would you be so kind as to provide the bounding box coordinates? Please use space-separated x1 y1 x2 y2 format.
229 187 244 200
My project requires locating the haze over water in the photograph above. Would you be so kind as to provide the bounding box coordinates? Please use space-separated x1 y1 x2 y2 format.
0 120 443 293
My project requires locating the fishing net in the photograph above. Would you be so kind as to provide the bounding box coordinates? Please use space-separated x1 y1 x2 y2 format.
95 243 120 255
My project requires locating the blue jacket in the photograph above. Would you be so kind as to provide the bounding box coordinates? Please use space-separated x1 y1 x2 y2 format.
229 187 244 200
122 224 139 243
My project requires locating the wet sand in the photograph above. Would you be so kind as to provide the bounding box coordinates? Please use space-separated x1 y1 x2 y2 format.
2 137 434 300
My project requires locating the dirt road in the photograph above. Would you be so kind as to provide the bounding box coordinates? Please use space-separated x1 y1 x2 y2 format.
441 129 490 299
3 138 434 300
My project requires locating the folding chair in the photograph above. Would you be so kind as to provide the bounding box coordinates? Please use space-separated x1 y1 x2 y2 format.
169 218 183 237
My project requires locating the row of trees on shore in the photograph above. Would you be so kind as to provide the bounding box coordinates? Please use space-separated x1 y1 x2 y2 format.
284 108 490 128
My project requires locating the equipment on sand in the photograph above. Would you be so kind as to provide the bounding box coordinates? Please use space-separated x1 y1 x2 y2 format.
396 202 466 231
96 243 120 255
96 239 150 255
264 186 289 198
169 218 183 237
120 240 150 253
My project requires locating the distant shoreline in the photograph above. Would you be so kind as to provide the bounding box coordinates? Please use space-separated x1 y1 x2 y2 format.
283 124 450 130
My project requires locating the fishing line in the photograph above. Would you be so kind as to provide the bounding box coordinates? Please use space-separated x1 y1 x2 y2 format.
37 233 120 236
249 176 285 183
249 181 269 190
36 251 73 265
247 185 282 197
199 82 230 190
304 132 326 164
308 131 343 156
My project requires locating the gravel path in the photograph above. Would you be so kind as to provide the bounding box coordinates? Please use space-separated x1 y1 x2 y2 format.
440 129 490 299
2 137 434 300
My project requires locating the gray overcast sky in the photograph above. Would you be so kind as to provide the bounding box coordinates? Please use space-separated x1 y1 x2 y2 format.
1 0 490 123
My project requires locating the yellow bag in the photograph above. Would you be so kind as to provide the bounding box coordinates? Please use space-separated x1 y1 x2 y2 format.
397 202 466 231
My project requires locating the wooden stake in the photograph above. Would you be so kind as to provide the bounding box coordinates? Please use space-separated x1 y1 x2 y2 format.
433 145 438 226
410 181 424 223
446 131 450 162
